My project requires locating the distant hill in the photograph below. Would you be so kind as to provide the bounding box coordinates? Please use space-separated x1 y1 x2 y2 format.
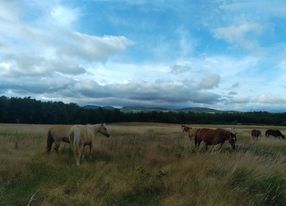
83 105 116 110
83 105 100 109
176 107 220 113
83 105 236 113
120 106 172 113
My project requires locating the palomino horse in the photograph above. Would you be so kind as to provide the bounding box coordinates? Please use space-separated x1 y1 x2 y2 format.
69 124 110 166
181 125 191 133
47 125 72 153
195 128 236 150
181 125 198 142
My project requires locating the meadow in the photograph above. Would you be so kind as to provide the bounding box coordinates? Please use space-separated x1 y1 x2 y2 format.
0 123 286 206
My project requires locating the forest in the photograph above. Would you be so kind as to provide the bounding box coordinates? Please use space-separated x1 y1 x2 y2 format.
1 96 286 125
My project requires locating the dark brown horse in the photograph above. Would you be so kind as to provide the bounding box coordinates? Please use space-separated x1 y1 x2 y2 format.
251 129 261 140
195 128 236 150
265 129 285 139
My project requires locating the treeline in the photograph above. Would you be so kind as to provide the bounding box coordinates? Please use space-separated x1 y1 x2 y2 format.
1 96 286 125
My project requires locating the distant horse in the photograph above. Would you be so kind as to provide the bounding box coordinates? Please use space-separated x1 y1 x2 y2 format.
251 129 261 140
47 125 72 153
265 129 285 139
195 128 236 150
69 124 110 166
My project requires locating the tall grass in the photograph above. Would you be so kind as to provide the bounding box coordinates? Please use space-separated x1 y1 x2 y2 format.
0 123 285 205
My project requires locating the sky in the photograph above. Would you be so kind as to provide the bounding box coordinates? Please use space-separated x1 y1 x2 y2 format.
0 0 286 112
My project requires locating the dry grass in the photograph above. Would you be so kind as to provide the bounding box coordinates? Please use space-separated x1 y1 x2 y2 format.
0 123 286 206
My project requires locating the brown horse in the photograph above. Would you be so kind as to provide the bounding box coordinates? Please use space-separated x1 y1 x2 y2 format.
69 124 110 166
195 128 236 150
251 129 261 140
265 129 285 139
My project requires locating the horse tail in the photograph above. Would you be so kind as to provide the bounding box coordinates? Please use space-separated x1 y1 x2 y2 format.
73 126 81 150
47 130 54 153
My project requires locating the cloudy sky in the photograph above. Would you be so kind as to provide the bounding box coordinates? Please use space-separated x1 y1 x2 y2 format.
0 0 286 111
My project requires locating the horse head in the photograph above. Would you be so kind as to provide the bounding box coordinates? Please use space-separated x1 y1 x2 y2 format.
228 131 237 150
97 123 110 138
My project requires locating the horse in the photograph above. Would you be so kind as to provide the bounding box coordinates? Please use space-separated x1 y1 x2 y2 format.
47 125 72 153
195 128 236 150
181 125 191 133
265 129 285 139
69 124 110 166
251 129 261 140
181 125 198 142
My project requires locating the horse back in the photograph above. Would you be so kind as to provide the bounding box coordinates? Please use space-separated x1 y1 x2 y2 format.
69 125 93 146
251 129 261 137
266 129 284 138
199 128 229 145
49 125 71 141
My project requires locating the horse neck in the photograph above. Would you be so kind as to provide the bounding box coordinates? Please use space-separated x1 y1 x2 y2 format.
87 124 100 136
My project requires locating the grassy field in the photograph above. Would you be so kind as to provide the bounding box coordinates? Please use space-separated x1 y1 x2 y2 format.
0 123 286 206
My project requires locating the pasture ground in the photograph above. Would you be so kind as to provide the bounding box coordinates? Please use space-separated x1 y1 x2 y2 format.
0 123 286 206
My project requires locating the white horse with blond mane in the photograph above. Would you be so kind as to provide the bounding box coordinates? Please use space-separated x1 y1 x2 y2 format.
69 124 110 166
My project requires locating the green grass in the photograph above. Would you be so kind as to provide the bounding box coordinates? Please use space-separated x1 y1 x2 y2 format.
0 123 286 205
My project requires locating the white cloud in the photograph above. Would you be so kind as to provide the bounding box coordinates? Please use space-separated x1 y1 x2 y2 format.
221 1 286 19
0 1 133 77
51 5 80 27
213 23 263 51
256 94 286 105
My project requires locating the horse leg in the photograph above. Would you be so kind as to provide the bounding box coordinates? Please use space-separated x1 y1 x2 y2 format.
197 139 202 149
72 146 81 166
218 143 223 151
80 145 85 161
54 141 60 153
89 143 92 158
188 134 192 142
76 149 81 166
205 143 208 151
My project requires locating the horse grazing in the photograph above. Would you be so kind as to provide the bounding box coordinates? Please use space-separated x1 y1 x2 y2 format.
47 125 72 153
251 129 261 140
195 128 236 150
265 129 285 139
69 124 110 166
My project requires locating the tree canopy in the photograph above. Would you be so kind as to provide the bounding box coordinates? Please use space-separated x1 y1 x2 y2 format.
0 96 286 125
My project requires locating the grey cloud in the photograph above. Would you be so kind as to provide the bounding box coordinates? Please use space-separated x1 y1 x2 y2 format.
73 81 220 105
170 63 200 75
0 75 75 95
196 73 220 89
0 71 222 107
170 64 192 74
231 82 239 88
0 55 86 77
228 91 237 96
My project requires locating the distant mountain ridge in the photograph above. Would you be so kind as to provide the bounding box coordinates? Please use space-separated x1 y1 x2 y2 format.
83 105 233 113
83 105 116 110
